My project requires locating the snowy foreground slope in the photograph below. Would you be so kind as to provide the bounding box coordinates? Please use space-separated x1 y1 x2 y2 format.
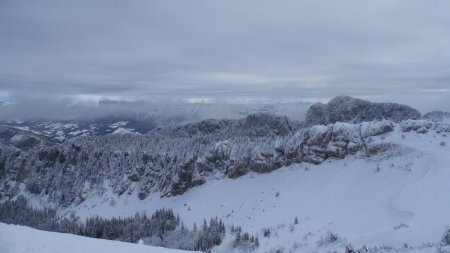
0 223 197 253
56 122 450 253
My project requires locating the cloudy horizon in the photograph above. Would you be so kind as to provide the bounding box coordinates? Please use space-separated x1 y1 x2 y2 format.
1 0 450 114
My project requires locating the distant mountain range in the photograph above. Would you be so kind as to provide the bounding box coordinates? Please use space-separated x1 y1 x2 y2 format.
0 101 312 142
0 117 155 143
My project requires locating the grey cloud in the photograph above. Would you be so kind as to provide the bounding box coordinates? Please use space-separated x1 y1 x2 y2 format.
0 0 450 115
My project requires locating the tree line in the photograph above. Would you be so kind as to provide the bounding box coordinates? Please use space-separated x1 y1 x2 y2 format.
0 196 227 251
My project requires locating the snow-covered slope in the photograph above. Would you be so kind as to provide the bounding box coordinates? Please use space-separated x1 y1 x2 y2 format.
55 121 450 253
0 223 196 253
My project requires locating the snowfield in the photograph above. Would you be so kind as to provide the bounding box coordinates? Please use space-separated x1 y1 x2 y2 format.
0 223 197 253
54 123 450 253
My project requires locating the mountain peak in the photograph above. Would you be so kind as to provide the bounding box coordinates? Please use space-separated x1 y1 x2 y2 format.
305 96 421 126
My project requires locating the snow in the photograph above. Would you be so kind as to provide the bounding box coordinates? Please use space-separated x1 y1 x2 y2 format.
68 129 90 136
9 134 26 142
307 124 331 139
112 127 136 134
109 121 128 129
0 223 197 253
13 126 29 131
59 123 450 252
360 120 394 137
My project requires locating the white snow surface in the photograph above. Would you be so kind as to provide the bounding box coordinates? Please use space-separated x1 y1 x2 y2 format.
111 127 136 134
0 223 196 253
52 124 450 253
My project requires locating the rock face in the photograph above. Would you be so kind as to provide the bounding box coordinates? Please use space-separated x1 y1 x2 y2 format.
305 96 421 126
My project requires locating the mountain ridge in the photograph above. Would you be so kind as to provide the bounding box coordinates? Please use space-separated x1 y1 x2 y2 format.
305 95 421 126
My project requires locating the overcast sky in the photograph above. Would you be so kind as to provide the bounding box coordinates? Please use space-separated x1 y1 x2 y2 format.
1 0 450 112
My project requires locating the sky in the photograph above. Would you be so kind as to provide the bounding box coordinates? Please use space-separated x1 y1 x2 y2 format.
1 0 450 115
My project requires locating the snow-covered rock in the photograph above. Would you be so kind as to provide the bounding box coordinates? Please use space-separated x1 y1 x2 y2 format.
305 96 421 126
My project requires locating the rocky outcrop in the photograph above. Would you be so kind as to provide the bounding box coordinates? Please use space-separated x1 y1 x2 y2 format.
305 96 421 126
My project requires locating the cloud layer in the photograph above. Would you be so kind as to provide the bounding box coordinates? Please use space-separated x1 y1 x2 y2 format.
1 0 450 113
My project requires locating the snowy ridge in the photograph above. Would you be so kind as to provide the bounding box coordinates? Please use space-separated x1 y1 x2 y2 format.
1 116 449 209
